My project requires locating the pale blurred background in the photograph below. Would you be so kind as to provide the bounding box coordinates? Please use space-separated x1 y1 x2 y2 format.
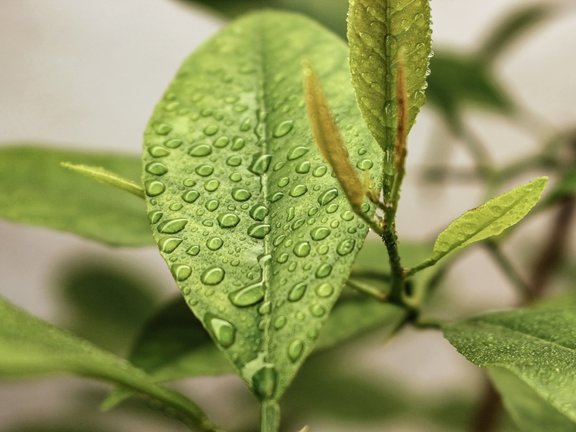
1 0 575 431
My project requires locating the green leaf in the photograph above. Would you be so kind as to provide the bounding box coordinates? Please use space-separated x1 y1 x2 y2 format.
347 0 432 153
444 296 576 426
478 4 553 64
432 177 547 262
61 162 144 198
0 296 222 432
0 145 152 246
142 12 381 400
489 368 576 432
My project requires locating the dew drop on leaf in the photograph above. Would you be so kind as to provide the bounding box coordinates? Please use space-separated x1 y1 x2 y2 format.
201 266 225 285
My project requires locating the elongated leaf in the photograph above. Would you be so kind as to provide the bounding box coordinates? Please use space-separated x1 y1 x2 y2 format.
432 177 547 261
348 0 432 153
0 145 152 246
142 12 381 400
62 162 144 198
444 296 576 425
0 296 221 432
489 368 576 432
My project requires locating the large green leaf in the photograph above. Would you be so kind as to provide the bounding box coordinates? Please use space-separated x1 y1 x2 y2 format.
142 12 381 400
0 296 221 432
347 0 432 154
444 296 576 427
0 145 152 246
431 177 547 262
489 368 576 432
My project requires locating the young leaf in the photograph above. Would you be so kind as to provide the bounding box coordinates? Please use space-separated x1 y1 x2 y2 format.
348 0 432 152
0 296 222 432
142 12 382 400
0 145 152 246
61 162 144 198
432 177 547 262
443 296 576 426
489 368 576 432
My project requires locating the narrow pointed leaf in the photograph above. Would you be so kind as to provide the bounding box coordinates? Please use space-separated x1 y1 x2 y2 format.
142 12 381 400
0 145 152 246
62 162 144 198
348 0 432 152
432 177 547 261
444 296 576 425
0 296 222 432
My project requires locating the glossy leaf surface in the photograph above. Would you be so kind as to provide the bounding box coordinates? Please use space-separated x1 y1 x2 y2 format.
444 297 576 425
432 177 547 261
0 145 152 246
0 296 221 432
347 0 432 152
142 12 381 400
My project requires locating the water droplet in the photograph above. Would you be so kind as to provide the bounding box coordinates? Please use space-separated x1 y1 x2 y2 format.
313 165 328 177
232 137 246 150
287 146 308 160
145 162 168 176
226 155 242 167
274 316 287 329
316 264 333 278
229 172 242 182
214 136 229 148
165 138 183 148
273 120 294 138
204 179 220 192
309 304 326 317
248 223 271 239
337 239 356 256
326 203 339 214
158 218 188 234
295 161 311 174
201 266 225 285
229 282 265 307
148 210 163 224
249 153 272 175
196 164 214 177
240 118 252 132
218 213 240 228
290 184 308 197
206 236 223 251
189 144 212 157
206 314 236 348
149 146 170 158
317 244 329 255
252 366 277 399
315 283 334 297
183 178 196 187
288 282 307 301
205 199 220 211
287 340 304 362
291 218 305 230
186 245 200 256
311 227 331 241
293 241 311 257
277 253 288 263
270 192 284 202
341 210 354 221
203 125 219 136
232 188 252 202
318 188 339 205
154 123 172 135
357 159 374 170
182 190 200 203
171 264 192 281
250 204 269 221
273 235 286 247
160 237 182 253
277 177 290 187
145 180 165 197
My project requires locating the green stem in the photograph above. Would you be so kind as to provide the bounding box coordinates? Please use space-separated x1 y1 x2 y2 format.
381 220 405 304
405 257 436 277
260 400 280 432
347 279 388 302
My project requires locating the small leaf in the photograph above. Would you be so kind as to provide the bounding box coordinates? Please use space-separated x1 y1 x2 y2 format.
0 296 222 432
304 63 366 211
432 177 547 261
490 368 576 432
0 145 152 246
142 12 382 400
62 162 144 198
444 296 576 426
348 0 432 152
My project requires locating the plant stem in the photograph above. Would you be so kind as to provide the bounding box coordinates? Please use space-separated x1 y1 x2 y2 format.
260 400 280 432
347 279 388 301
484 241 531 300
381 221 406 304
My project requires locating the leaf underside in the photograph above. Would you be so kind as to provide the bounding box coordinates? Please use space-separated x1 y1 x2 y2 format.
142 12 381 400
444 297 576 427
0 145 151 246
348 0 432 151
433 177 547 260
